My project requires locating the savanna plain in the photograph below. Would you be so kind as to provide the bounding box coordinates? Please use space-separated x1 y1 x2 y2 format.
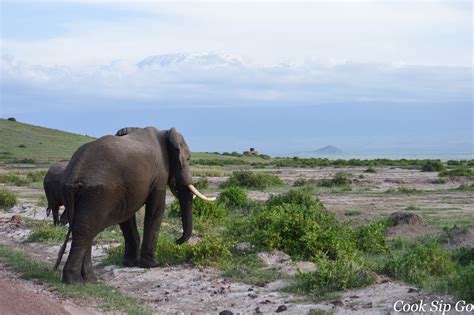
0 119 473 314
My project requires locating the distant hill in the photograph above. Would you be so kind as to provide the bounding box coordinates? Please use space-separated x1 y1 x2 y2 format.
0 119 94 164
310 145 344 156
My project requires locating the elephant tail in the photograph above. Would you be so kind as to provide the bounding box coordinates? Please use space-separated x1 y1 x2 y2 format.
54 184 77 270
54 226 71 270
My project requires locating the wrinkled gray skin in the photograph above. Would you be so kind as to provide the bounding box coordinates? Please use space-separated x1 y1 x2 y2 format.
43 160 69 226
60 127 194 284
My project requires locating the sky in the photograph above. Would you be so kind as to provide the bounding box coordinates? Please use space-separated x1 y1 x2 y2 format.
1 0 473 157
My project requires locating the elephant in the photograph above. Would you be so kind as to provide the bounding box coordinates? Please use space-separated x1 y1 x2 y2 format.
43 160 69 226
56 126 215 284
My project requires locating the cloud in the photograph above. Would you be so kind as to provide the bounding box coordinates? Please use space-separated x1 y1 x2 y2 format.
1 52 472 116
1 2 472 67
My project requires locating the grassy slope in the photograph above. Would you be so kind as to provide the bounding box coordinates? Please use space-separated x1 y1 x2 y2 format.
0 119 265 165
0 119 94 164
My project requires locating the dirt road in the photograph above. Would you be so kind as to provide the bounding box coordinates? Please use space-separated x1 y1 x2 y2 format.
0 264 100 315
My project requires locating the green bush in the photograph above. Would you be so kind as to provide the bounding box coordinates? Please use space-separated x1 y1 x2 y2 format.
241 201 355 260
364 166 377 173
384 241 456 285
26 221 67 243
354 220 388 254
317 172 351 188
193 178 208 190
292 254 375 298
439 167 474 177
293 178 318 187
191 235 233 266
0 189 17 209
168 198 227 221
217 186 248 209
266 189 322 209
421 160 445 172
220 171 283 190
451 247 474 267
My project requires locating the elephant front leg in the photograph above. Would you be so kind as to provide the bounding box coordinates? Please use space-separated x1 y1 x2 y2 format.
139 189 166 268
119 214 140 267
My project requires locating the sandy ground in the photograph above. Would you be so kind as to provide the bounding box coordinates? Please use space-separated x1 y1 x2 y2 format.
0 166 472 314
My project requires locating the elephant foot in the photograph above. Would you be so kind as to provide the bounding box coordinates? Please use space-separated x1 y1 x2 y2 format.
63 271 84 284
122 256 139 267
82 270 98 283
138 257 160 268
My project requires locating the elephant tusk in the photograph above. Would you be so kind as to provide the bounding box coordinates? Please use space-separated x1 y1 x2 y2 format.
188 185 216 201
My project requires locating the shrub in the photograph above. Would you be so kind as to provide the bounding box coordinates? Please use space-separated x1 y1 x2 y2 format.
217 186 248 209
439 167 474 177
18 144 26 148
421 160 445 172
266 189 322 209
0 189 17 209
292 254 375 298
193 178 208 190
26 221 67 243
220 171 283 190
364 166 377 173
317 172 351 188
167 198 227 221
242 201 355 260
451 247 474 267
191 235 233 266
384 241 456 285
293 178 317 187
353 220 388 254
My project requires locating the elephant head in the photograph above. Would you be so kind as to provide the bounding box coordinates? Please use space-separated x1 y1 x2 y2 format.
166 128 215 244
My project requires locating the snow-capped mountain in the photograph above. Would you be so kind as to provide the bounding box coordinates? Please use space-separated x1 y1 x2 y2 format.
137 52 245 68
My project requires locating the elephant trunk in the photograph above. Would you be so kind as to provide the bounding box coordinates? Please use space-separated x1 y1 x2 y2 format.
176 189 193 244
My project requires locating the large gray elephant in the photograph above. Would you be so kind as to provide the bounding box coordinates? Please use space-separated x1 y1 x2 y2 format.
43 160 69 226
56 126 215 284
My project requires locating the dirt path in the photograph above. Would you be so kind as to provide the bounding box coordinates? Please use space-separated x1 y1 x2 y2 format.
0 264 100 315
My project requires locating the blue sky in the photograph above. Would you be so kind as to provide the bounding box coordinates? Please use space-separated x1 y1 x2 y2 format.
1 1 472 156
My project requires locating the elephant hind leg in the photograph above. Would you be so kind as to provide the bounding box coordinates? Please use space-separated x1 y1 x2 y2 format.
63 236 89 284
81 244 97 282
119 215 140 267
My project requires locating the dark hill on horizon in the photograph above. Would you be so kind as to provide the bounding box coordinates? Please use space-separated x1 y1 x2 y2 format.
309 145 344 156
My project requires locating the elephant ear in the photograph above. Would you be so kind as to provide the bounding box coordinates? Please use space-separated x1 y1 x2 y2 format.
115 127 140 136
168 128 187 167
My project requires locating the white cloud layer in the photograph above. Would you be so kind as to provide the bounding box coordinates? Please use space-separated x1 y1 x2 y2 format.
2 52 471 114
2 1 472 67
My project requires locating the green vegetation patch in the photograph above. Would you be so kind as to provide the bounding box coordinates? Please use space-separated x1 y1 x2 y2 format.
421 160 445 172
0 189 17 209
220 171 283 190
0 245 150 314
217 186 249 209
168 198 228 221
439 167 474 177
26 221 68 243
